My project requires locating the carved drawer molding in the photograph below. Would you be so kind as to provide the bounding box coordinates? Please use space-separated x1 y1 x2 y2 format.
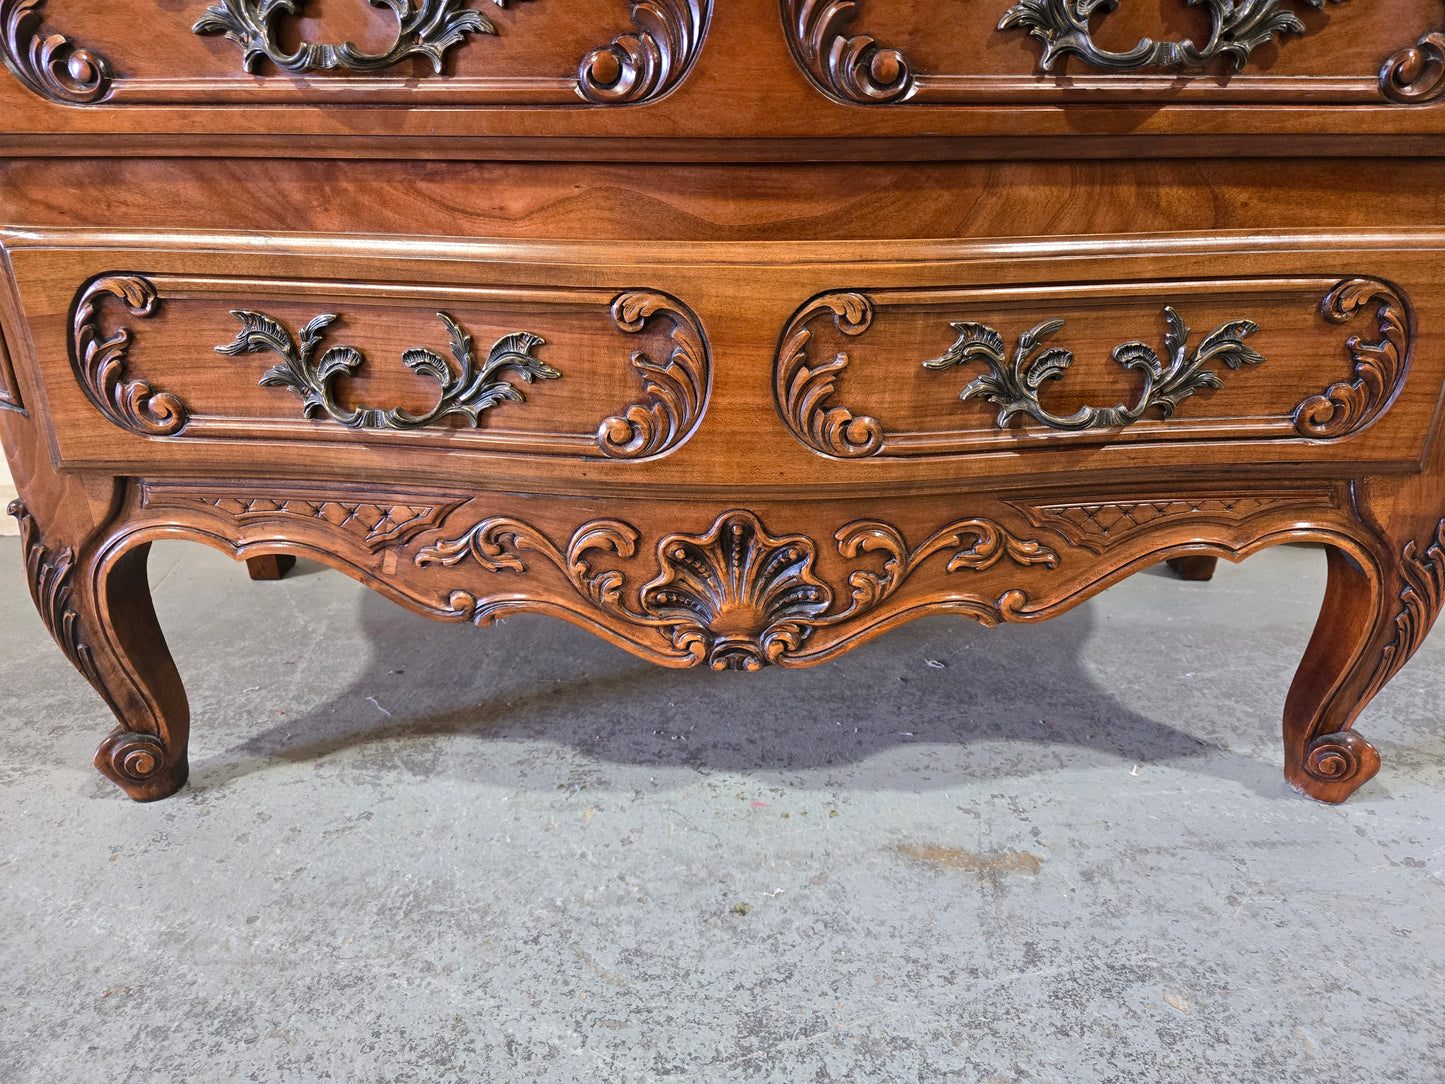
782 0 1445 105
774 277 1411 459
0 0 710 105
69 273 710 460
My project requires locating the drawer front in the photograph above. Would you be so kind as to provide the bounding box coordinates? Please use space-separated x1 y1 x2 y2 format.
3 227 1442 494
1 0 1443 144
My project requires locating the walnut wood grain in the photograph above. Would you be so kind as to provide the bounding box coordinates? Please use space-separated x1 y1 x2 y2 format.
2 35 1445 808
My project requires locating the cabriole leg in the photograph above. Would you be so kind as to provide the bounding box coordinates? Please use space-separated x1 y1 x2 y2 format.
11 500 189 801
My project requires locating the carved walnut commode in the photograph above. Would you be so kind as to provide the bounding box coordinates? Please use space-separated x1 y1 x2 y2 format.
2 0 1444 803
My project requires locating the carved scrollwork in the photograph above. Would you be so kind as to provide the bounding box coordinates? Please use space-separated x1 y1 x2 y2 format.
192 0 517 74
597 291 708 459
1363 518 1445 703
1381 30 1445 104
96 729 169 785
215 309 559 431
71 275 190 436
577 0 707 104
782 0 914 103
998 0 1350 74
1302 730 1378 788
8 499 101 687
416 508 1057 669
775 292 885 458
0 0 112 103
924 306 1266 432
1293 279 1410 439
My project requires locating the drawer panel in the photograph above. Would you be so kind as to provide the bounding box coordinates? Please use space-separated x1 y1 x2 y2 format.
57 272 708 459
1 0 1443 145
776 277 1409 458
3 227 1443 495
0 0 709 106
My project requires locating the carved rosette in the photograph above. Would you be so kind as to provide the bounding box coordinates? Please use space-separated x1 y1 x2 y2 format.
783 0 914 103
1381 30 1445 103
71 275 189 436
8 499 101 687
1293 278 1410 439
416 508 1057 668
775 292 885 458
597 291 709 459
577 0 708 104
0 0 112 103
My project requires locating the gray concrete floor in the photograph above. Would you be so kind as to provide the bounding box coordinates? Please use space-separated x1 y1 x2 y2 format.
0 538 1442 1083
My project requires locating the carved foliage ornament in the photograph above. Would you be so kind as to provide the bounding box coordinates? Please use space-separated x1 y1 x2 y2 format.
598 291 709 459
578 0 709 104
0 0 111 103
7 499 101 687
71 275 189 436
416 509 1057 670
924 305 1266 432
215 309 560 431
192 0 517 75
785 0 914 103
1363 517 1445 707
1292 278 1409 440
776 291 884 458
997 0 1351 74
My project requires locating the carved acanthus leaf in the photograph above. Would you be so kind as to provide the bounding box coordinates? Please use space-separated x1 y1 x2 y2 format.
1293 278 1410 440
1364 518 1445 704
193 0 519 74
215 309 559 431
924 306 1265 432
782 0 914 103
7 499 101 687
597 291 709 459
0 0 112 103
72 275 189 436
416 509 1056 669
577 0 707 103
775 292 886 458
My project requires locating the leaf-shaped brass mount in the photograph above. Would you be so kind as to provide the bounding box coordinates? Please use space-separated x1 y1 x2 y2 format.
923 307 1266 432
215 309 559 431
192 0 515 74
997 0 1352 74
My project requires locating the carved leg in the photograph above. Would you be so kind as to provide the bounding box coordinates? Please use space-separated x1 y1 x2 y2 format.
11 500 189 800
1167 555 1217 581
246 554 295 581
1282 544 1400 803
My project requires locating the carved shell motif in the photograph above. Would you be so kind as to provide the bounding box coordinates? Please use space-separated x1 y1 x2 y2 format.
641 512 832 671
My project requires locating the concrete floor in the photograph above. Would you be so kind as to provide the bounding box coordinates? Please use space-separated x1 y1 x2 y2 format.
0 538 1442 1083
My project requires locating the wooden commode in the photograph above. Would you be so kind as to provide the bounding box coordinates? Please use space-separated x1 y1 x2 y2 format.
2 0 1444 802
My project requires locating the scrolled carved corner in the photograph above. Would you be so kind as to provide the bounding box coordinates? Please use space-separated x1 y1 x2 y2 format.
1381 30 1445 104
782 0 914 104
415 507 1057 670
9 498 102 687
93 726 187 799
1293 278 1411 439
0 0 112 104
775 291 886 459
576 0 709 104
71 274 189 436
596 290 709 459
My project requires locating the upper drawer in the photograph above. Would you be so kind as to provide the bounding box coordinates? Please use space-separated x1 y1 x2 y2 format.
2 0 1444 149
